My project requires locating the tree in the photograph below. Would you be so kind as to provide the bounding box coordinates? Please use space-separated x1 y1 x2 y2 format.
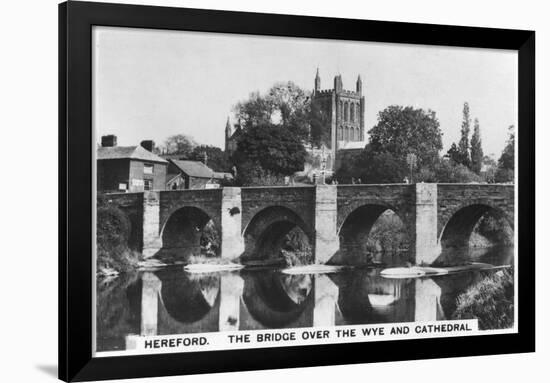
231 123 307 183
368 105 443 169
162 134 195 157
457 102 471 168
470 118 484 174
189 145 229 172
495 125 515 183
446 142 461 164
309 98 331 147
433 160 482 183
337 145 406 184
482 155 498 183
234 81 310 141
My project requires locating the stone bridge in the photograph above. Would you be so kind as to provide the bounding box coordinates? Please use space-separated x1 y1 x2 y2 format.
104 183 514 265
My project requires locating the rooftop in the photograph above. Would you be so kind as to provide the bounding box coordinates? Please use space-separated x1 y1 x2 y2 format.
97 145 168 163
169 159 216 178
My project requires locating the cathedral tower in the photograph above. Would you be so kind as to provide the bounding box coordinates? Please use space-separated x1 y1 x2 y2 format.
314 67 321 94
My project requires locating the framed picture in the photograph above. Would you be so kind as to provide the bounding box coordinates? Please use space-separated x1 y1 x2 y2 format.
59 1 535 381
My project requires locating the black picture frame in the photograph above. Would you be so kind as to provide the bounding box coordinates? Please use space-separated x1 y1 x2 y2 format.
59 1 535 381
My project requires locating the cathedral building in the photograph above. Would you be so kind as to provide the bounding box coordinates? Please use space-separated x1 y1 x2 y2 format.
310 69 366 172
225 70 366 179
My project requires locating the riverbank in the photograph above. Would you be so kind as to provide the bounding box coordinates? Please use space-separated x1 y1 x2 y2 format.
452 268 514 329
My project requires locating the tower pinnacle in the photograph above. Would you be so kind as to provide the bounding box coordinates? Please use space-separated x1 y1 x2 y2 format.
314 67 321 94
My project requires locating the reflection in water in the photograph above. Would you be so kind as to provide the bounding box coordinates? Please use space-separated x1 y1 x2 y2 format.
332 270 415 325
157 270 220 324
240 272 314 329
96 246 514 352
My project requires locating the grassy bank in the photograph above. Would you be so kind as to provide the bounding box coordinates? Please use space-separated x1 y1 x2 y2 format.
452 269 514 330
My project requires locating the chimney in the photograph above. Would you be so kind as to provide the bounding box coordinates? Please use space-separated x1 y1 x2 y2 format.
101 135 117 147
140 140 155 152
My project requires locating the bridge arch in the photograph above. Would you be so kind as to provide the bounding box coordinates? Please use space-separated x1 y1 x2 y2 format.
337 201 412 264
242 206 313 262
438 200 514 251
159 205 221 261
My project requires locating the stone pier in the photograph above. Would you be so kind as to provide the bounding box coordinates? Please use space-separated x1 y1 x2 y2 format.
313 274 339 327
220 187 245 260
218 273 244 331
140 272 161 336
314 185 339 264
415 183 439 265
142 191 162 258
414 278 442 322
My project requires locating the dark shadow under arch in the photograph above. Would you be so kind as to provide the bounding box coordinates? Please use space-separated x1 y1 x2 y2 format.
439 204 513 250
334 204 410 265
159 206 220 261
242 206 312 262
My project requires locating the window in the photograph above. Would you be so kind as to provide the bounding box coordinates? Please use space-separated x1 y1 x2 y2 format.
144 163 154 175
144 179 153 191
344 102 349 121
350 103 355 122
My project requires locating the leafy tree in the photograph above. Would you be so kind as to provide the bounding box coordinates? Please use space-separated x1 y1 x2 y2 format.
495 126 515 182
162 134 196 157
432 159 482 183
470 118 484 174
457 102 472 168
337 146 406 184
368 105 443 170
482 155 498 183
309 98 331 147
232 123 307 182
446 142 461 164
234 81 310 141
189 145 230 172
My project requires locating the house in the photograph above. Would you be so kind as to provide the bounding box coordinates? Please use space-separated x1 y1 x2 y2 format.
166 159 232 190
97 135 168 192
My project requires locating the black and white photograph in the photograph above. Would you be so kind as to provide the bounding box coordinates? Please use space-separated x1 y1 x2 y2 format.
1 0 546 381
93 25 518 357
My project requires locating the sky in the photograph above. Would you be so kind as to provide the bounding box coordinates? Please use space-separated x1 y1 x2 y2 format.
93 26 517 159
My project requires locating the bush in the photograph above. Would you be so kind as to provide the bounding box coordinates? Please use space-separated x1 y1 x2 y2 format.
494 167 514 183
200 220 220 256
474 214 514 246
452 269 514 330
434 160 483 183
365 210 409 253
280 227 312 266
97 198 138 274
234 161 286 186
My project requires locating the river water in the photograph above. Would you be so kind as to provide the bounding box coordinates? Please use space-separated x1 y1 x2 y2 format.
96 246 513 352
